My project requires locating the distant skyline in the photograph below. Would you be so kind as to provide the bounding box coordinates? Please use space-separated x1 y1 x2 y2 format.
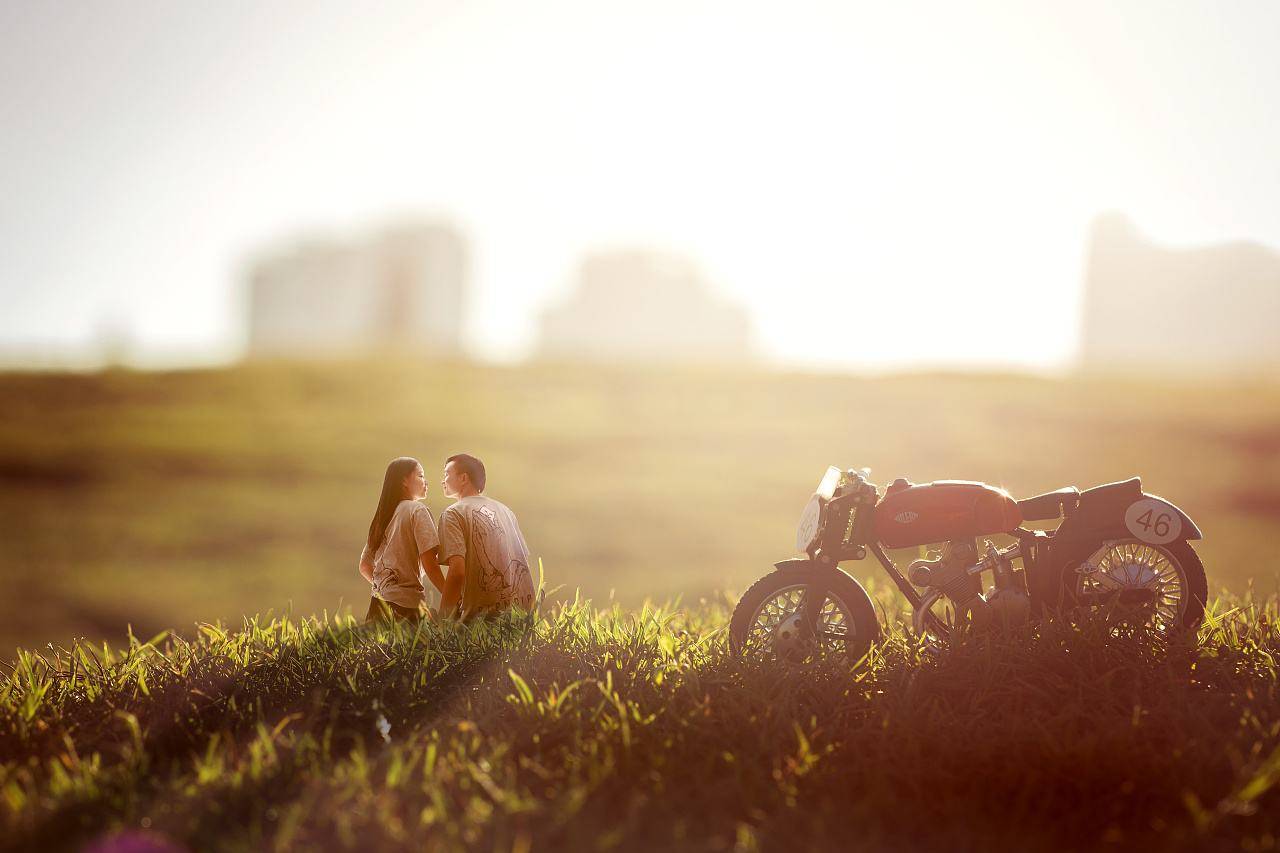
2 1 1279 371
1081 212 1280 372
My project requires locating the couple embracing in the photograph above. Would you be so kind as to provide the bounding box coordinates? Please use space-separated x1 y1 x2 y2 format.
359 453 535 623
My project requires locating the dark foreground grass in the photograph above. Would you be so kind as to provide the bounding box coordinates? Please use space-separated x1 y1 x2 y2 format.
2 596 1278 853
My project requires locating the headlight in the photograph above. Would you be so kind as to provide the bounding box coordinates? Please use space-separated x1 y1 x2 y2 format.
796 494 824 552
816 466 843 500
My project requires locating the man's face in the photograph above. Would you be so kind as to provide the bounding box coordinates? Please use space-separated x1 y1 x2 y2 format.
442 460 467 499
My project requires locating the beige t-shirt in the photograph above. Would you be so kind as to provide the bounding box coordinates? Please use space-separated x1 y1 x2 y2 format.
438 495 535 618
372 499 440 609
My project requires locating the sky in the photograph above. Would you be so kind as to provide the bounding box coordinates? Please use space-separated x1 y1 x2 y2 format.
1 0 1278 370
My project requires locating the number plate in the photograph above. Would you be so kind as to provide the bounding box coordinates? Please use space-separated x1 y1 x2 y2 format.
796 495 823 552
1124 498 1182 545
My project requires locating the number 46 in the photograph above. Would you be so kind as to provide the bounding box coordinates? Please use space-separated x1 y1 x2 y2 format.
1136 509 1172 538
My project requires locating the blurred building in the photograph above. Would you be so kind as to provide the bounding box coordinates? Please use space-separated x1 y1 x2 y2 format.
245 223 467 358
1080 213 1280 373
537 251 755 363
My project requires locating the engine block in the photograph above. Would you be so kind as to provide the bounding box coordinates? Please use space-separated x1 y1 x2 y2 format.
908 539 982 604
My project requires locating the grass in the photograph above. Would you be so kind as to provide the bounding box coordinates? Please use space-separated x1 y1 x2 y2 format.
2 593 1278 852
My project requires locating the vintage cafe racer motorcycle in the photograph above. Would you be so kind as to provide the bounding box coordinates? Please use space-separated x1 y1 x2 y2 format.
730 468 1209 663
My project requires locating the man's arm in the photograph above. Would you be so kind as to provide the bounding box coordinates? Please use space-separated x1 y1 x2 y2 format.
419 546 445 594
438 556 465 618
359 545 374 583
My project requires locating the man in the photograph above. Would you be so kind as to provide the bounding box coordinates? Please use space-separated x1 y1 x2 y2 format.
436 453 536 619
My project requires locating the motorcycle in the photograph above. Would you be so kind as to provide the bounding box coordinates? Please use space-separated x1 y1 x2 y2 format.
729 468 1208 664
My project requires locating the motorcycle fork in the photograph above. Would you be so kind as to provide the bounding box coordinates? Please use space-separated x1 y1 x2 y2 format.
797 578 828 642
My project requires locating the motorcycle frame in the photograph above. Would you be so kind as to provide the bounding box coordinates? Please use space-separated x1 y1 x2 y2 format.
777 476 1202 635
777 485 956 635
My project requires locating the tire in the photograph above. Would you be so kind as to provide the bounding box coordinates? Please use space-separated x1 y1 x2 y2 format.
1069 538 1208 634
730 567 881 666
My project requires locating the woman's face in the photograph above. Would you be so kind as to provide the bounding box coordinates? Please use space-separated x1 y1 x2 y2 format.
402 464 428 500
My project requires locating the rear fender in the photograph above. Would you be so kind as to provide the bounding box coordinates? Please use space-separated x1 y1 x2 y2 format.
1134 493 1203 542
1055 491 1202 544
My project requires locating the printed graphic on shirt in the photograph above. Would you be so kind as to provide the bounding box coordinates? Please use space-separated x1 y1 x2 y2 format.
469 506 532 606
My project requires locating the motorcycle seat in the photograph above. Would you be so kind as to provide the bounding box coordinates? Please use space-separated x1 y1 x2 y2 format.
1017 486 1081 521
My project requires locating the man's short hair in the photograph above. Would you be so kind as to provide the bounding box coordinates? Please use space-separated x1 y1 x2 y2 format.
446 453 486 492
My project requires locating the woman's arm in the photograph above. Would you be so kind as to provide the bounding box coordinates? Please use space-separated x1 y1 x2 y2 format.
419 546 445 594
359 544 374 583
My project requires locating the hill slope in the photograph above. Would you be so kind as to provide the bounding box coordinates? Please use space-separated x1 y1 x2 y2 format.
1 361 1277 655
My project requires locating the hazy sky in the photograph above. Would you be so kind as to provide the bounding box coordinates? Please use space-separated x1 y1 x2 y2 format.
2 0 1278 369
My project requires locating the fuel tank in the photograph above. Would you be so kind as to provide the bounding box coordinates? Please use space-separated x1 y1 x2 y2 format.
874 480 1022 548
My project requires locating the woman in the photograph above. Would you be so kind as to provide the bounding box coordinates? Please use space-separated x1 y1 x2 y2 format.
359 457 444 623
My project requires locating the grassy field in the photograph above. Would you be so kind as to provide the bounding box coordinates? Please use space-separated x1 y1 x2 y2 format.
1 596 1277 852
0 360 1277 657
2 362 1278 850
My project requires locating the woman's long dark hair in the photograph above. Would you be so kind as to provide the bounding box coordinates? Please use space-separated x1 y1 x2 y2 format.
366 457 421 554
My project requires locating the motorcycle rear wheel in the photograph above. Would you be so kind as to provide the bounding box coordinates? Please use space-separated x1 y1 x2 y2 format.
730 567 880 666
1070 538 1208 634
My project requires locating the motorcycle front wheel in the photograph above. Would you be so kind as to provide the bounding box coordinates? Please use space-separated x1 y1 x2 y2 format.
729 567 880 666
1070 538 1208 635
